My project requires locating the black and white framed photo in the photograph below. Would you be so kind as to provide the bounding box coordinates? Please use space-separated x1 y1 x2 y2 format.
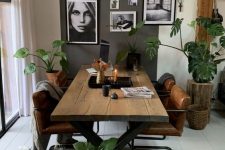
110 0 119 9
110 11 136 32
128 0 138 6
143 0 176 25
66 0 98 44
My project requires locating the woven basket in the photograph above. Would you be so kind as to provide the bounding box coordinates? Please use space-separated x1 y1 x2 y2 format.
187 104 208 130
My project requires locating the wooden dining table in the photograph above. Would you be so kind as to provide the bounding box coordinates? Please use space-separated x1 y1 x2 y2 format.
51 66 168 150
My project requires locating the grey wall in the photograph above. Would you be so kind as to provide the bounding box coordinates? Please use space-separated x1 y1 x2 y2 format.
60 0 158 80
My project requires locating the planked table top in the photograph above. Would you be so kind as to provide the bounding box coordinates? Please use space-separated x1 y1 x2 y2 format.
51 66 168 122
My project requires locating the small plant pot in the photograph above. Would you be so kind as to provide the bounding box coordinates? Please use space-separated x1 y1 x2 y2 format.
126 53 141 70
187 104 208 130
46 70 67 86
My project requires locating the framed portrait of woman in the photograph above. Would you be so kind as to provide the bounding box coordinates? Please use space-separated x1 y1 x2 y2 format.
143 0 176 25
66 0 98 44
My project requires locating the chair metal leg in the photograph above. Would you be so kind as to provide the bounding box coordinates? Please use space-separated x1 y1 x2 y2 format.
133 145 172 150
96 121 99 134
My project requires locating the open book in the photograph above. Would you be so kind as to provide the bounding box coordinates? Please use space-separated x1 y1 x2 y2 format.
121 86 154 98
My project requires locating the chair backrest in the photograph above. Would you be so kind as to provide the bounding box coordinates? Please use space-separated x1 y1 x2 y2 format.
168 85 191 136
163 79 175 91
99 40 110 62
33 91 58 134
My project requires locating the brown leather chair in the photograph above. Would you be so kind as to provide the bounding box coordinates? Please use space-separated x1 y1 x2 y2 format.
130 85 190 150
32 90 93 150
153 78 175 108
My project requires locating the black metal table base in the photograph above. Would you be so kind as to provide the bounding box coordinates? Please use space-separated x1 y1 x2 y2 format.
70 121 150 150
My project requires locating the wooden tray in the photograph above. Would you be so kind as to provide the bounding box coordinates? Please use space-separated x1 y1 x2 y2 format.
88 76 133 89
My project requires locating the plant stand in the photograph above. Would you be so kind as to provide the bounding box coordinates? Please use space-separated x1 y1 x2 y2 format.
186 80 213 123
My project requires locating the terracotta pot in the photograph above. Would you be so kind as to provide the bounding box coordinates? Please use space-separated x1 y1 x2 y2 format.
46 70 67 86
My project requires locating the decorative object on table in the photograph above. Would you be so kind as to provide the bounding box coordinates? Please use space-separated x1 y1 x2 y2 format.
102 85 111 97
110 11 136 32
14 40 68 86
145 17 225 123
143 0 176 25
66 0 98 44
88 76 132 89
110 0 119 9
121 86 154 98
113 67 118 82
92 58 109 84
111 92 118 99
73 138 117 150
187 104 208 130
116 21 144 70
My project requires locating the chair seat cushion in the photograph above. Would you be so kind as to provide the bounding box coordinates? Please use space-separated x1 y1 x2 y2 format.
141 122 182 136
41 122 78 134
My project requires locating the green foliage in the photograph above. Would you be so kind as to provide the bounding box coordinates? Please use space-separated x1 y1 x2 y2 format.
14 40 68 74
170 18 183 37
116 49 128 64
116 21 144 64
73 138 117 150
146 17 225 83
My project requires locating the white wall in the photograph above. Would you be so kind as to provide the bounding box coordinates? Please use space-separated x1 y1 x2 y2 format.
32 0 61 80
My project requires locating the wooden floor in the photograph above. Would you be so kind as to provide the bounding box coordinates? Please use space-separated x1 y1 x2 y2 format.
0 101 225 150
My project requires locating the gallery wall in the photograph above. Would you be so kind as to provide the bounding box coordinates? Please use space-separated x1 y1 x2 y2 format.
60 0 158 79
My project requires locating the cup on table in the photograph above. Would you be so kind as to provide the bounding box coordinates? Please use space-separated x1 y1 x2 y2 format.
102 85 111 97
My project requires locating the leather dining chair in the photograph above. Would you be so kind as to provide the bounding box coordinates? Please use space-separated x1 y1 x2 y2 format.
32 90 94 150
129 85 191 150
153 78 175 108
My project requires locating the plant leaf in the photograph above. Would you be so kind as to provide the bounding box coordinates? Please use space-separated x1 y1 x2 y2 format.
54 51 67 60
145 37 161 60
170 18 183 37
211 42 218 48
220 36 225 48
36 49 49 61
116 49 128 64
14 48 29 58
207 23 225 36
98 138 117 150
73 142 96 150
52 40 65 49
128 21 144 36
188 20 196 29
60 58 69 72
24 63 36 75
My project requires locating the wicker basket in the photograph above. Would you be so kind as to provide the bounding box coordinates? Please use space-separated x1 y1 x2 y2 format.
187 104 208 130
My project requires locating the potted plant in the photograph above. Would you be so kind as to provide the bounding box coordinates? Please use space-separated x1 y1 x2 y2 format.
116 21 144 70
144 17 225 123
14 40 69 86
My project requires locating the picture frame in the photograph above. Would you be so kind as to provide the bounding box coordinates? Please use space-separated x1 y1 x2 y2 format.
143 0 176 25
110 11 136 32
110 0 119 9
128 0 138 6
66 0 98 44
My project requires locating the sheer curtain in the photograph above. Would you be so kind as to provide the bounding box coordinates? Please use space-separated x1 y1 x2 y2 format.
10 0 36 116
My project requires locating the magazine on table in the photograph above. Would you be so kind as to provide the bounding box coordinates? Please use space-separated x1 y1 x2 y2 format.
121 86 154 98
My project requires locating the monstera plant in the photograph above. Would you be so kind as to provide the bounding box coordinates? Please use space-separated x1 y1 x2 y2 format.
145 17 225 83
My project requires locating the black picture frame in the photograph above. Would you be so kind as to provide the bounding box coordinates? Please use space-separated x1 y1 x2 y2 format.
143 0 176 25
66 0 98 44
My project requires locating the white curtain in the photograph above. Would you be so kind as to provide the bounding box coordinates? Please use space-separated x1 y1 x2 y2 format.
11 0 36 116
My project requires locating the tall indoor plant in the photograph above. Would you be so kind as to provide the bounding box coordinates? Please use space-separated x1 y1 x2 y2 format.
14 40 68 86
145 17 225 83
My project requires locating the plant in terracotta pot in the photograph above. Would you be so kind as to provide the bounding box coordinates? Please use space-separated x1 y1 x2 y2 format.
116 21 144 70
13 40 69 86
